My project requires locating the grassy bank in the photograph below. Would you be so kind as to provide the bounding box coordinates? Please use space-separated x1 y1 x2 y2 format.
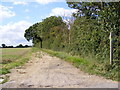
0 48 36 75
41 49 119 81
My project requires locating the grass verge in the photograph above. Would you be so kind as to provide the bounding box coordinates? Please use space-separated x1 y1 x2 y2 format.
41 49 119 81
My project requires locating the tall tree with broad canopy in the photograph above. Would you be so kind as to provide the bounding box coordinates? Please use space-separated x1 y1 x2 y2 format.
24 16 68 48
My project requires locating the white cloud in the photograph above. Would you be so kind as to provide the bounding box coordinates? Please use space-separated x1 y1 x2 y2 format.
0 5 15 21
48 8 77 26
35 0 64 4
49 7 78 17
13 1 28 5
0 21 32 46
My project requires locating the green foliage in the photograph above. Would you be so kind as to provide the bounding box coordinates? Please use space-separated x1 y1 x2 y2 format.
66 2 119 60
66 2 101 19
24 2 119 81
24 16 68 49
0 68 10 75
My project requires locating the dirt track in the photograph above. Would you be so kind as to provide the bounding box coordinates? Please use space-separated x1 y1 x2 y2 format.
2 51 118 88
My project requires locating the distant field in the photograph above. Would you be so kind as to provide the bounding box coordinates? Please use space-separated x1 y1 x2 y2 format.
1 48 31 64
0 48 31 75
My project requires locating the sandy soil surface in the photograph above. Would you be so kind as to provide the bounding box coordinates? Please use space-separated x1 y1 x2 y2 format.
1 51 118 88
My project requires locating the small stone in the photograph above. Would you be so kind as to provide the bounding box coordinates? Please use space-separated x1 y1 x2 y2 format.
28 85 34 87
57 64 60 66
0 79 4 83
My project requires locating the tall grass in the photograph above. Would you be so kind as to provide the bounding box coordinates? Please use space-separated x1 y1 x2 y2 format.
42 49 119 81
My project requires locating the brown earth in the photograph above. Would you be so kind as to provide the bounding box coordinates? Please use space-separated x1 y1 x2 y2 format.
1 51 118 88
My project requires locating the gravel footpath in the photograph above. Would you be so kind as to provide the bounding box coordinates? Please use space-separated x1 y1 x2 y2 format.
1 51 118 88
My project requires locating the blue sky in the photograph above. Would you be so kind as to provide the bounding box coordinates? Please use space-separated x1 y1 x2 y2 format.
0 0 77 46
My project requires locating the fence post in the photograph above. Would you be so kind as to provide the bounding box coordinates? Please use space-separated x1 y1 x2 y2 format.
110 32 113 65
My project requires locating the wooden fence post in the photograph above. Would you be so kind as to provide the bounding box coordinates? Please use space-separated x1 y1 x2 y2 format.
110 32 113 65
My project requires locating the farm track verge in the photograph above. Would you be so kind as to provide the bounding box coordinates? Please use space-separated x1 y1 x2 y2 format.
1 51 118 88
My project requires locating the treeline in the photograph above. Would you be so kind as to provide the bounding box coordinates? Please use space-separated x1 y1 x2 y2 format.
1 44 31 48
24 2 119 62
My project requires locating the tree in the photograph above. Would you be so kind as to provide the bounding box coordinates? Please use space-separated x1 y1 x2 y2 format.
41 16 67 49
24 23 43 48
16 44 23 48
2 44 6 48
66 2 101 19
66 2 120 60
24 45 29 48
24 16 67 49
